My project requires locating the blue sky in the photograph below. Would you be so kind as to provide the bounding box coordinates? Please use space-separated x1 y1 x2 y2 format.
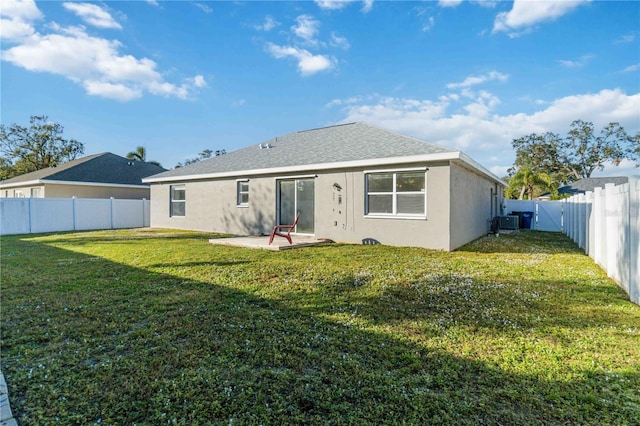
2 0 639 176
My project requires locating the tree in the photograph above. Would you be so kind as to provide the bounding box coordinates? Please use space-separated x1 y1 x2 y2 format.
126 146 163 167
175 148 225 168
126 146 147 162
512 120 638 184
0 115 84 179
506 167 556 200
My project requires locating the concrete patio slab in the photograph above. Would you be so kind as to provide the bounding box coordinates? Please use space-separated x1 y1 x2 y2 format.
209 235 332 251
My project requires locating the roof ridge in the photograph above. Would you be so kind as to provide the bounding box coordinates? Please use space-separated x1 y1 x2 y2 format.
296 122 357 134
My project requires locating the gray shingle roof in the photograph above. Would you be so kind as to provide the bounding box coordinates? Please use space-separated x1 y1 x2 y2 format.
1 152 167 186
558 177 629 195
147 122 456 181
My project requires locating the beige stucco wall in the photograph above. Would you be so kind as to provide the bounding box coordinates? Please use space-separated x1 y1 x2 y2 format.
150 177 276 235
314 162 452 250
1 183 150 199
150 161 455 250
449 162 503 250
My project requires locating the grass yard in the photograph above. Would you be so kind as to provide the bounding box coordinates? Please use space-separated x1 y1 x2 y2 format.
1 229 639 425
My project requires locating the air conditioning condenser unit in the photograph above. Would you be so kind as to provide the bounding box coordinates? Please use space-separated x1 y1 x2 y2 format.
499 215 519 230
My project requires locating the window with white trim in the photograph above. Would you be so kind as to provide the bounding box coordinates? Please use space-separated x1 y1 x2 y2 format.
170 185 185 217
31 187 42 198
237 180 249 207
365 170 426 217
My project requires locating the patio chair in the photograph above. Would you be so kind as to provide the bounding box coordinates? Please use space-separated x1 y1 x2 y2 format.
269 213 300 245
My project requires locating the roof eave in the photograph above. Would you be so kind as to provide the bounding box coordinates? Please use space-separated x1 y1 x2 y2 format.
144 151 505 186
0 179 149 189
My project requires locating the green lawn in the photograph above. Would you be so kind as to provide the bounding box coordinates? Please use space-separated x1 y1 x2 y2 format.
1 229 639 425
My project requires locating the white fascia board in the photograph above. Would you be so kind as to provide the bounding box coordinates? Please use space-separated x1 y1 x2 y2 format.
0 179 42 189
0 179 149 189
143 152 463 184
455 152 508 186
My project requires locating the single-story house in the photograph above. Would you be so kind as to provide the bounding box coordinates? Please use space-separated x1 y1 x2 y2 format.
144 122 505 251
536 177 629 200
0 152 166 199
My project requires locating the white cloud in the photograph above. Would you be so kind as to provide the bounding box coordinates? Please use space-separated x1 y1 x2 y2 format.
557 54 593 68
192 75 207 88
0 0 43 41
446 71 509 89
361 0 374 13
255 15 279 31
614 33 636 44
621 64 640 73
0 0 42 21
439 0 463 8
330 32 350 50
315 0 373 12
62 2 122 29
146 0 159 6
2 23 204 101
266 42 335 76
327 88 639 175
194 3 213 14
493 0 588 36
292 15 320 44
315 0 353 10
232 98 246 108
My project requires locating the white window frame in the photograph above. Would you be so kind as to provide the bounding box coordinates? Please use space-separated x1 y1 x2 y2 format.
30 187 42 198
236 180 249 207
170 184 186 217
364 168 427 219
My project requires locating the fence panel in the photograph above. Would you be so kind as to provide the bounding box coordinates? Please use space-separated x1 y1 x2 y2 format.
0 199 30 235
30 198 74 234
0 197 149 236
563 176 639 306
503 199 562 231
75 198 112 231
112 199 146 229
537 201 563 232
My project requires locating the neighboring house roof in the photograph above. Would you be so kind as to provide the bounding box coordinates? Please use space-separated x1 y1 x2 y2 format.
559 177 629 196
144 122 504 185
0 152 167 189
537 177 629 199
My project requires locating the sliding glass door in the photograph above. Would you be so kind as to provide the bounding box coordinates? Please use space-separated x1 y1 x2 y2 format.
278 178 315 234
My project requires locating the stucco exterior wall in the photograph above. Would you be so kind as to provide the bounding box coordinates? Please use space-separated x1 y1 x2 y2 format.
314 162 451 250
1 183 150 199
150 177 277 235
150 161 454 250
449 162 502 250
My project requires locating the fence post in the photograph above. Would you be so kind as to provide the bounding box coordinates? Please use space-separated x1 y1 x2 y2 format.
28 197 33 234
629 176 640 305
142 198 146 228
110 197 114 229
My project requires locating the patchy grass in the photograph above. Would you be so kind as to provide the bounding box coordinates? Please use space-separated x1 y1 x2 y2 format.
1 229 639 425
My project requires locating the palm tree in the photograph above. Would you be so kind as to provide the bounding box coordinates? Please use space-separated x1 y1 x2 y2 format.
126 146 146 162
508 167 557 200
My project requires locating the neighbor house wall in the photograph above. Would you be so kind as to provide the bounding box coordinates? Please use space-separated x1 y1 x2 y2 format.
43 184 150 199
1 183 150 199
449 162 502 250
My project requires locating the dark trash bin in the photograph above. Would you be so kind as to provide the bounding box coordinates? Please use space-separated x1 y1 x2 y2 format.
521 211 534 229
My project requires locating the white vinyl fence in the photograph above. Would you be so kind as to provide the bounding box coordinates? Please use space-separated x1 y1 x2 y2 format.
0 197 150 236
504 199 563 231
563 176 639 306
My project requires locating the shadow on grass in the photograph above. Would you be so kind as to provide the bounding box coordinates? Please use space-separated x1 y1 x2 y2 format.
1 236 638 424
